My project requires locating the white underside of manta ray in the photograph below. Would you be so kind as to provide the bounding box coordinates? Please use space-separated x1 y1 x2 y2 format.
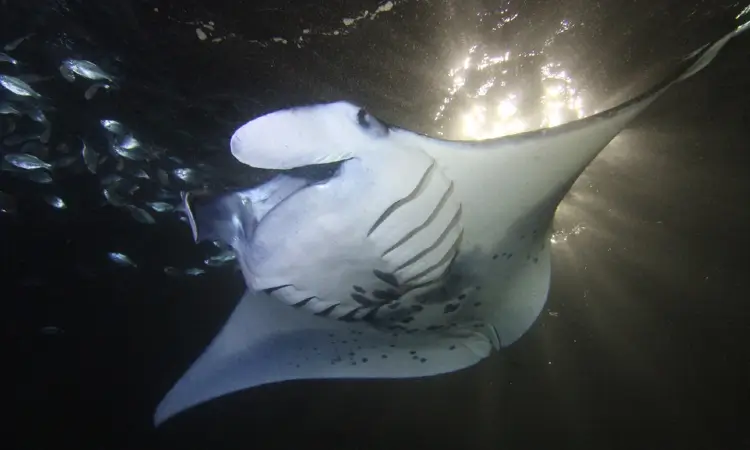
154 22 749 426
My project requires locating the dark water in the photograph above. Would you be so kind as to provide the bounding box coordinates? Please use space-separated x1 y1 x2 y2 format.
3 1 749 449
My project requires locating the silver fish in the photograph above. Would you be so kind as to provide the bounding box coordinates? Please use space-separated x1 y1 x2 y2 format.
100 174 124 186
54 155 79 168
81 140 98 174
0 103 22 115
157 168 170 186
60 59 115 82
101 119 127 135
131 168 150 179
125 205 155 224
44 195 66 209
20 141 48 159
3 117 17 134
84 82 111 100
0 190 17 214
184 268 205 276
108 252 137 268
24 108 47 124
147 201 174 213
4 153 51 170
0 53 18 65
113 144 149 161
155 189 178 201
4 33 33 51
173 167 200 183
0 160 22 172
118 134 140 149
3 133 37 146
164 266 182 277
103 188 127 207
0 75 41 98
39 123 51 144
17 74 54 84
204 250 236 267
26 170 53 184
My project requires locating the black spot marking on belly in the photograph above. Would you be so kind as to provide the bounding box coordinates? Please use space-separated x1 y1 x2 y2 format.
353 285 366 294
381 354 388 358
444 303 460 314
400 316 414 324
412 355 419 360
506 253 513 259
492 254 499 260
362 357 368 363
420 358 427 363
474 301 482 307
426 325 444 331
411 304 423 312
372 289 401 301
458 294 466 300
533 257 539 263
449 345 456 350
409 350 417 354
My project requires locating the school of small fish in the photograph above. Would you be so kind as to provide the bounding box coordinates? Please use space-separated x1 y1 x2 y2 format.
0 33 237 278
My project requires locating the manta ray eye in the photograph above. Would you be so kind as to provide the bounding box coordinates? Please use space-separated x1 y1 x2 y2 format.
356 108 372 128
356 108 389 137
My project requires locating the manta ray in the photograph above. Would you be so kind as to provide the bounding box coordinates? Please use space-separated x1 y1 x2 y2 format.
155 23 748 425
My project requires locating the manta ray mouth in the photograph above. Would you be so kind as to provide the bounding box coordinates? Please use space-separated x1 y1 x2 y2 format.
276 159 349 183
182 160 351 246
